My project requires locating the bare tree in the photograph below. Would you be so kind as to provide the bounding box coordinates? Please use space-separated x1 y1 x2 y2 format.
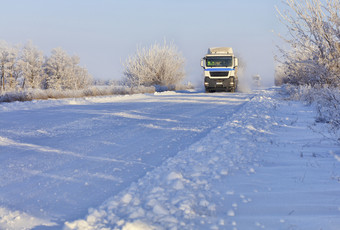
123 41 185 88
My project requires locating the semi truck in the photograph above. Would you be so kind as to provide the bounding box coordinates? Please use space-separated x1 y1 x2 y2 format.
201 47 238 92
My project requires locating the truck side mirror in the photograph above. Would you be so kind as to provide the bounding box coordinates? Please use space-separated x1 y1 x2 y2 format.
200 58 204 68
234 58 238 67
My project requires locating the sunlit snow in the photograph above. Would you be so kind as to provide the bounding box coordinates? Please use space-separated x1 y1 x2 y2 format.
0 88 339 230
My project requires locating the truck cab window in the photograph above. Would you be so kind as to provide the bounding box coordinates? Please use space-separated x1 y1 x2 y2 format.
206 57 233 67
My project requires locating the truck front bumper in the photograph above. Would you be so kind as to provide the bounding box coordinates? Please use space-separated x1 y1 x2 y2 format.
204 77 235 91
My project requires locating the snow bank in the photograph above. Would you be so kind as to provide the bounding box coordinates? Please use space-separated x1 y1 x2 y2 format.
65 87 340 230
0 93 149 112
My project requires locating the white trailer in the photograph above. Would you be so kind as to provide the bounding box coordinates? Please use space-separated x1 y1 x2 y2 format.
201 47 238 92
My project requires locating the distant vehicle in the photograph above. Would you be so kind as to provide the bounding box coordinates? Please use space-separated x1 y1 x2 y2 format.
201 47 238 92
252 74 261 88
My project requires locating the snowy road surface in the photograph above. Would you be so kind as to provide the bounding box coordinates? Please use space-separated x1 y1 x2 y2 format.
0 91 251 229
0 89 339 230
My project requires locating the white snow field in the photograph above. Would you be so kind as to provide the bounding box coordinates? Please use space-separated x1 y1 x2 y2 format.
0 88 339 230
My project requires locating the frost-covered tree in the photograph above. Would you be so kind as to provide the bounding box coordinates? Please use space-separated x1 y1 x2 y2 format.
45 48 70 90
0 41 20 91
44 48 92 90
123 41 185 87
18 41 45 89
68 55 93 90
276 0 340 87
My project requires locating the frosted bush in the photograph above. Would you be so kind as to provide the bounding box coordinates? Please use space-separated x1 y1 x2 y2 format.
315 88 340 129
0 85 157 103
123 41 185 88
283 85 340 142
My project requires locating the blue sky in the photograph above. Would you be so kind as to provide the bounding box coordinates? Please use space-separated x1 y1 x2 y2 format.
0 0 285 86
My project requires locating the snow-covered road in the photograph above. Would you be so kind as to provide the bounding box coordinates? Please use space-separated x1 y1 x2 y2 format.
0 88 339 230
0 90 252 229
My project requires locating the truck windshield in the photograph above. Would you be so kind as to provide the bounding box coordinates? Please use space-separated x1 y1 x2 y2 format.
206 57 233 68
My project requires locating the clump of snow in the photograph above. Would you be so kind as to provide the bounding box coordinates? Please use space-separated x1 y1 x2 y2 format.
122 220 156 230
0 207 56 230
121 193 133 204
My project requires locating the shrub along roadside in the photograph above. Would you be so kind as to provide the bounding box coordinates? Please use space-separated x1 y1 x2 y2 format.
0 86 155 103
283 84 340 142
123 41 185 88
0 83 194 103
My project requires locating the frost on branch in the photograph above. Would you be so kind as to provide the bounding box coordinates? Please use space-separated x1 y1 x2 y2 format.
45 48 92 90
18 41 45 89
123 41 185 88
0 41 20 91
276 0 340 87
0 41 92 93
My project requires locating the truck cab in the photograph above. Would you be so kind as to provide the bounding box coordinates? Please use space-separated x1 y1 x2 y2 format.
201 47 238 92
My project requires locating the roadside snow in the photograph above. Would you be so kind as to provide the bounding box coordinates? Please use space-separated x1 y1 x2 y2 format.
65 88 340 230
0 88 339 229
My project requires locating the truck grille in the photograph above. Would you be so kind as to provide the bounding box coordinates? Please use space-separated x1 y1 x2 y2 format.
210 71 229 77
